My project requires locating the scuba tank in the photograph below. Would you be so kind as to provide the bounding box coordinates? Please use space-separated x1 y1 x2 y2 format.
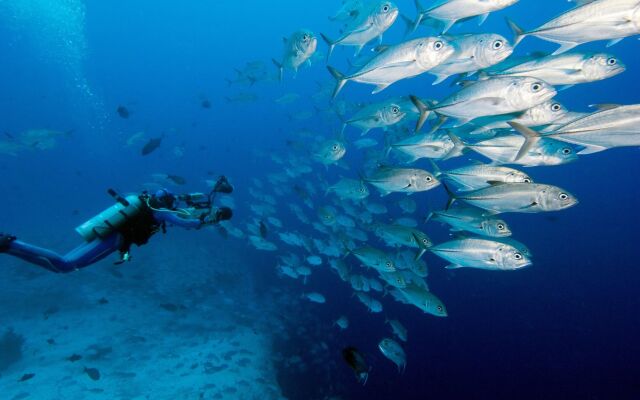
75 189 145 242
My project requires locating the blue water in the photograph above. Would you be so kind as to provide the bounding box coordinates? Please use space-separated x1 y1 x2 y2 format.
1 1 640 399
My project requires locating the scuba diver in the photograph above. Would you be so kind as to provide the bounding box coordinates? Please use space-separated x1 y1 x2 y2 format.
0 176 234 273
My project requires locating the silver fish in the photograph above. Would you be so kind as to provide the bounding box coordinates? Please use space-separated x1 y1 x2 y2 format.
364 166 440 195
511 104 640 156
415 0 519 34
430 33 513 84
273 30 318 81
373 224 432 259
351 246 396 272
470 100 569 134
327 36 454 97
430 237 532 270
378 338 406 372
323 1 399 58
345 99 407 135
508 0 640 55
411 76 556 128
386 319 408 342
432 161 532 190
327 178 370 201
487 52 625 87
466 134 578 167
312 139 347 165
449 182 579 213
397 284 448 316
390 131 463 161
427 206 512 237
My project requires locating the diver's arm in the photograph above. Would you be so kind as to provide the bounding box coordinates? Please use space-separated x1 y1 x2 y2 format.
3 233 122 273
152 210 205 229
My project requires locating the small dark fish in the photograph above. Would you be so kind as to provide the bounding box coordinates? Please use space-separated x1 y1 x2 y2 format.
116 105 130 119
259 221 268 238
342 347 369 385
43 306 59 320
4 131 14 141
18 373 35 382
167 175 187 185
141 136 163 156
201 99 211 109
98 297 109 305
84 367 101 381
67 354 82 362
47 338 56 345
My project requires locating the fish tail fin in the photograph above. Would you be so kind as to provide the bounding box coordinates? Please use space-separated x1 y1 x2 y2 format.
409 95 432 132
400 14 414 37
442 181 457 210
320 33 336 61
272 59 284 82
444 130 467 159
505 18 526 47
429 159 441 178
327 66 348 100
509 122 541 161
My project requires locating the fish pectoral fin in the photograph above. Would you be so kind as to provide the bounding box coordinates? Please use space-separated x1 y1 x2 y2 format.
445 264 464 270
371 84 391 94
607 38 624 47
519 202 538 210
431 74 450 85
577 144 608 155
440 19 456 34
552 41 579 55
477 13 489 26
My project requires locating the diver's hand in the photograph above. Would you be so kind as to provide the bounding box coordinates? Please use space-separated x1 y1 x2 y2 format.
202 207 233 225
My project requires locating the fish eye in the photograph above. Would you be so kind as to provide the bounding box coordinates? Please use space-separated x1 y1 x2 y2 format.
392 107 399 114
422 238 429 244
523 178 531 183
608 58 617 65
551 103 562 111
514 253 523 260
562 148 571 155
396 278 402 283
434 41 443 50
493 40 503 49
559 193 569 200
426 176 433 182
532 83 542 92
386 261 392 267
437 305 443 311
332 145 338 150
303 34 309 41
382 4 390 12
497 223 505 230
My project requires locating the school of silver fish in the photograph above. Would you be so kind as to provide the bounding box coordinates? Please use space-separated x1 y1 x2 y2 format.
220 0 640 375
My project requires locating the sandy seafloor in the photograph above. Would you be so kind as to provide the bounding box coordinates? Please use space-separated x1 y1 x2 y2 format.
0 230 289 400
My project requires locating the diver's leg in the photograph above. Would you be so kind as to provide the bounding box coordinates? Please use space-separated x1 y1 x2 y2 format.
1 233 122 273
